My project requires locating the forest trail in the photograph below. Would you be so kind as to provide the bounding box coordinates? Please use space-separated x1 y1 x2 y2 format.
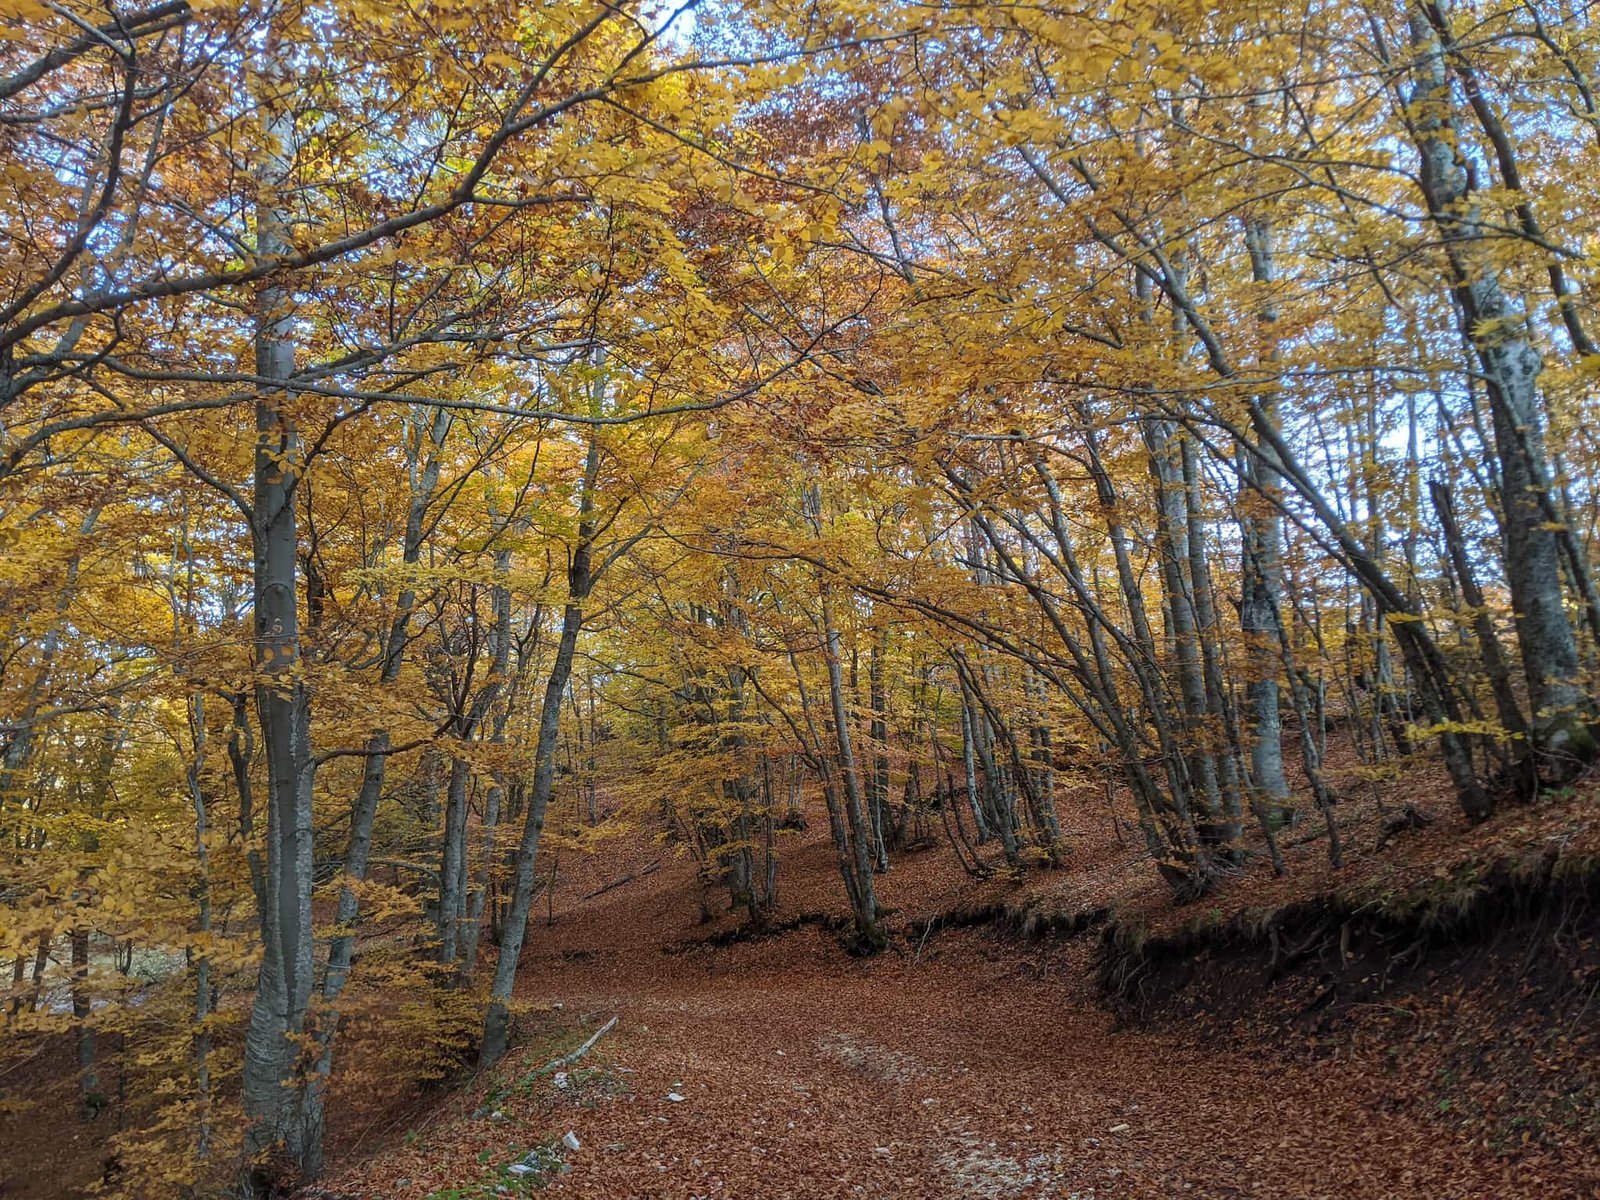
326 840 1556 1200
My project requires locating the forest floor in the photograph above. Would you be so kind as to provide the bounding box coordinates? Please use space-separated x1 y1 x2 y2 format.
6 758 1597 1198
314 777 1600 1200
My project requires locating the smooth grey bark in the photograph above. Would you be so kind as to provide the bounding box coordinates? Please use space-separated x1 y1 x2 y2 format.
760 757 779 907
964 448 1200 889
1407 4 1586 747
789 691 876 938
317 402 452 1028
321 403 449 995
240 64 320 1184
1239 218 1292 823
478 588 584 1066
240 339 320 1177
722 733 763 920
706 566 772 922
1023 669 1063 855
963 661 1058 864
1145 419 1227 842
955 650 1057 861
1074 427 1211 867
461 772 502 973
754 485 885 949
1266 598 1343 868
1421 0 1595 360
958 698 989 841
228 694 267 905
1181 436 1245 833
936 717 986 876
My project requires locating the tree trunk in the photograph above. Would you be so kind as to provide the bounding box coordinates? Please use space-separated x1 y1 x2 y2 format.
819 580 886 949
1408 3 1588 758
1239 217 1293 826
240 46 321 1183
479 438 600 1068
959 697 989 841
868 627 891 869
437 753 472 965
1430 478 1528 747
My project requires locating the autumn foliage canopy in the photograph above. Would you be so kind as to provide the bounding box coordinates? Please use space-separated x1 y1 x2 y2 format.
3 0 1599 1192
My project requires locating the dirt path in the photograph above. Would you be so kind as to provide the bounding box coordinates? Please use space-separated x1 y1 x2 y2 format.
533 949 1517 1199
323 847 1572 1199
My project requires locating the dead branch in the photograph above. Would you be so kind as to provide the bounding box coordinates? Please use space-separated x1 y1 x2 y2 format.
582 861 660 900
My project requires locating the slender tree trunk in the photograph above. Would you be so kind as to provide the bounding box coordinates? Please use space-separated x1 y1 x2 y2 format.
959 698 989 841
1182 437 1245 837
462 556 518 974
819 581 886 948
1430 478 1528 747
479 439 600 1068
479 594 584 1066
1146 419 1227 841
1240 218 1293 825
959 667 1018 864
438 753 472 965
868 628 890 868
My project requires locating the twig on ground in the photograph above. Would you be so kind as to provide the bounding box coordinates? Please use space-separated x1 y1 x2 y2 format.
583 862 660 900
533 1015 619 1076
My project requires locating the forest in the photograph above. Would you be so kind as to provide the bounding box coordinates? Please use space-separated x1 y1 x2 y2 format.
2 0 1599 1195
